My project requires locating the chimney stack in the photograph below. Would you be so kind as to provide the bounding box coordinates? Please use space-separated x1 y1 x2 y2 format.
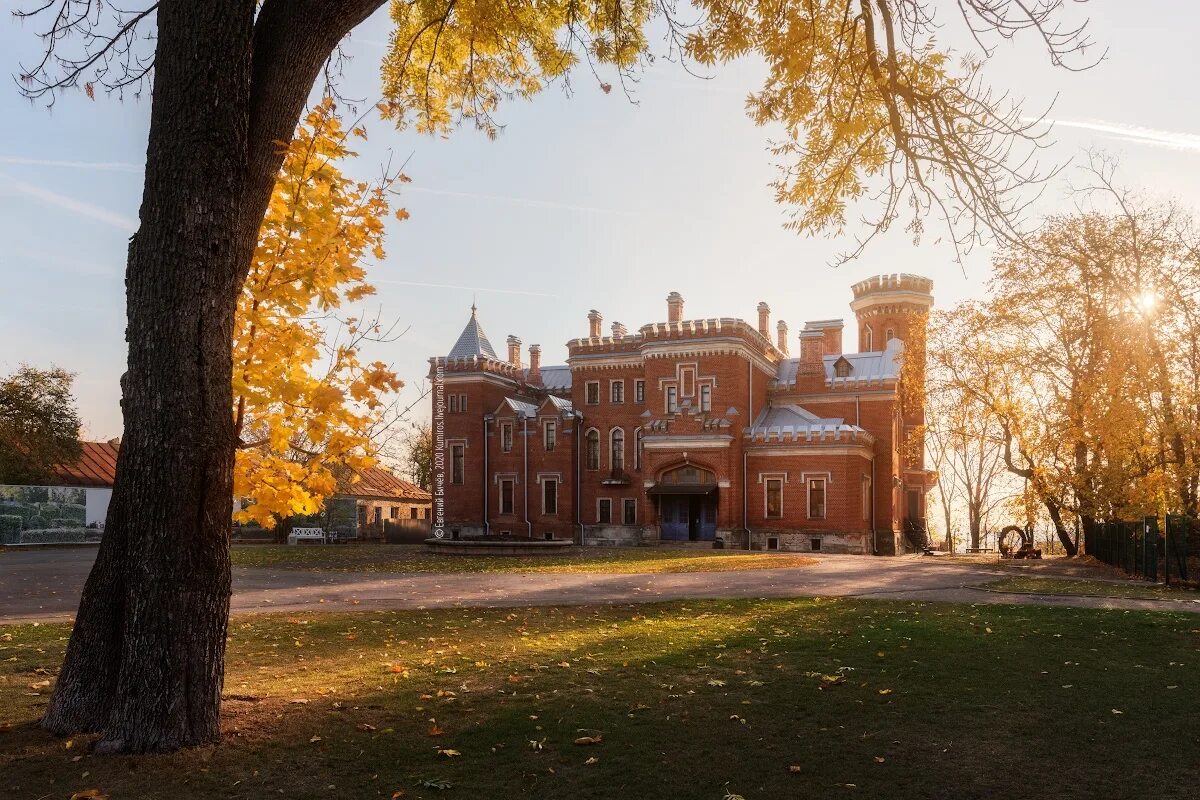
506 335 522 367
757 302 771 336
528 344 541 384
666 292 684 323
611 321 628 339
587 309 603 338
777 320 789 354
800 330 825 365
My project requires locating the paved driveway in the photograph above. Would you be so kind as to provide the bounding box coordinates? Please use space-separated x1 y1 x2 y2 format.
2 547 1197 624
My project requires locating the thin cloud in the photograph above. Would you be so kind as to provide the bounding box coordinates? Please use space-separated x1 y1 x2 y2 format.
1038 117 1200 153
0 155 142 172
3 173 138 232
373 278 556 298
404 186 634 217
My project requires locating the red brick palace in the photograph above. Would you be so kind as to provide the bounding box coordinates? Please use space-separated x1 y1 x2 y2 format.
428 274 935 554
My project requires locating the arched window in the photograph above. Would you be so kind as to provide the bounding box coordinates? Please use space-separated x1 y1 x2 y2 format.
585 428 600 470
635 429 645 470
885 328 895 342
610 428 625 471
864 326 874 351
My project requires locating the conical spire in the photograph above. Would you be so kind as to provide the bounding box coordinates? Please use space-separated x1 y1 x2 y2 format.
448 304 499 359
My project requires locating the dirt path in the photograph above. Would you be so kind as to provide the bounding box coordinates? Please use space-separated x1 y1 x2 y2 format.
3 547 1197 624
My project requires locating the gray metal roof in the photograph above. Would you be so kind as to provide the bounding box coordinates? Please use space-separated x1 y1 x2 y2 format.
447 306 499 360
746 403 866 440
500 397 539 418
539 365 572 391
545 395 574 414
774 338 903 386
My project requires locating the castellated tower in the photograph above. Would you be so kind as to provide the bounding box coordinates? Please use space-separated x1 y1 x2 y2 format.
850 274 934 353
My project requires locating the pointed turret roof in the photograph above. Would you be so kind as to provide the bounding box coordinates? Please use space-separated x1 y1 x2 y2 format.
447 303 499 359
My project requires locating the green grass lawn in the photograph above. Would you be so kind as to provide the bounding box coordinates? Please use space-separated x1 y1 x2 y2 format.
984 576 1200 601
3 600 1199 800
230 544 818 574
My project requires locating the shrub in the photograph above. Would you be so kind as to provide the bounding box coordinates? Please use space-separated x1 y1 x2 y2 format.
19 528 86 544
0 515 21 544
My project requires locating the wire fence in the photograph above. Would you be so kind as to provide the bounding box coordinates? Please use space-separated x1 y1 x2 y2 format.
1084 515 1197 586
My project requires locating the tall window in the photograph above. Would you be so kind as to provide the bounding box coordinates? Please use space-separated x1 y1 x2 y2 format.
885 328 895 343
865 326 874 351
586 429 600 470
543 479 558 515
451 444 465 484
634 380 645 403
500 478 515 514
699 384 712 412
610 428 625 471
500 422 513 452
611 380 624 403
409 507 418 519
635 429 644 470
586 381 600 405
666 386 678 413
623 498 637 525
681 368 695 397
808 478 826 519
449 395 458 413
862 475 872 520
544 420 557 451
459 394 467 412
765 478 783 519
597 498 612 524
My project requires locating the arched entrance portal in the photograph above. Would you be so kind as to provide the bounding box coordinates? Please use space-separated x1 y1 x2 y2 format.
650 464 718 542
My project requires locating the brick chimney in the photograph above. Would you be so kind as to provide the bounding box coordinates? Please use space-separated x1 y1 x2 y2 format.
528 344 541 384
611 321 627 339
776 320 789 354
756 302 770 336
506 335 522 367
800 329 825 366
802 320 844 356
587 309 603 338
666 292 684 323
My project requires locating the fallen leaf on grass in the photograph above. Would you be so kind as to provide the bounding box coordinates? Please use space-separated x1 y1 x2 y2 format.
574 736 602 745
436 749 461 758
69 791 108 800
416 778 452 790
309 735 322 743
874 756 886 764
707 679 726 687
357 723 377 732
585 756 599 765
787 766 802 774
878 689 893 695
427 726 444 737
1111 709 1123 715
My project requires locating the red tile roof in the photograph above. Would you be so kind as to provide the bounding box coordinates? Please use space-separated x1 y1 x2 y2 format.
340 466 432 502
51 440 119 488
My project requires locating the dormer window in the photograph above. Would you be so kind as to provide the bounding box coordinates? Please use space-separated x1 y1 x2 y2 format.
833 357 853 378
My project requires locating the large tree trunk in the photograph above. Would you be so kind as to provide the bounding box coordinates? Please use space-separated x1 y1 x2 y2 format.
43 0 254 751
43 0 388 754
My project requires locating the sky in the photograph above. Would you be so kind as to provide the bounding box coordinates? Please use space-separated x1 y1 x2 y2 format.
2 2 1199 440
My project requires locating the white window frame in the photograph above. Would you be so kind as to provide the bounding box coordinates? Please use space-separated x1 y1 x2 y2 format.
585 381 600 405
666 386 678 414
634 379 645 403
622 498 637 525
699 384 712 412
865 325 874 351
542 478 558 515
610 427 625 471
500 421 513 452
634 429 644 470
450 443 466 485
499 478 515 515
807 477 827 520
544 419 557 451
764 477 784 519
597 497 612 525
585 427 601 470
610 379 625 404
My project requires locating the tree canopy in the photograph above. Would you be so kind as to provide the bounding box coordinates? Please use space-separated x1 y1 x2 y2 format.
0 365 83 485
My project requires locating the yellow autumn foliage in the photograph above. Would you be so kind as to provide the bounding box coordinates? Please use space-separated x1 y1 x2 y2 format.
233 98 405 527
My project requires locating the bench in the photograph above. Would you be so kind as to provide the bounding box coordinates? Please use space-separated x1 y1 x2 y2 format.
965 547 994 553
287 527 327 545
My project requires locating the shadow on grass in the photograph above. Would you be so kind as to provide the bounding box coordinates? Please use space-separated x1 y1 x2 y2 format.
2 599 1199 800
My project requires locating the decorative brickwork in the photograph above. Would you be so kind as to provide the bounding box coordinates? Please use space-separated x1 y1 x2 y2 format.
429 277 935 554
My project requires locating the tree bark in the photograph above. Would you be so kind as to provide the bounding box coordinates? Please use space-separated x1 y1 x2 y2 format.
44 0 387 753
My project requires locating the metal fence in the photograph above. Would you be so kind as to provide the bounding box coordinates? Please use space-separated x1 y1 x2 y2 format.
1084 515 1196 586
